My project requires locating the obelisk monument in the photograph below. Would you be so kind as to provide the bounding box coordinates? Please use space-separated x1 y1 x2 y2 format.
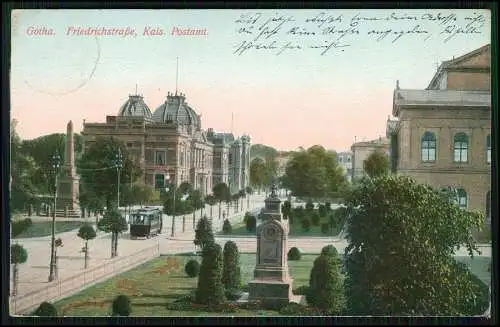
248 182 295 308
57 120 81 217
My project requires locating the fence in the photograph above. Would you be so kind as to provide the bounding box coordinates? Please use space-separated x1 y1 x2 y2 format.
10 243 160 316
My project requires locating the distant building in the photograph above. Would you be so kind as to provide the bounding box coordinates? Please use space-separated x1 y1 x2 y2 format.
386 44 491 219
337 151 353 182
351 138 390 181
82 91 251 195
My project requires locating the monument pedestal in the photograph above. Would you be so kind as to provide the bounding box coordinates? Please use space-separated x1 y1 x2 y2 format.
248 184 294 309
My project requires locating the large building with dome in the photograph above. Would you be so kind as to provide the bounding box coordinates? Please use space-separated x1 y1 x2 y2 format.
81 91 251 195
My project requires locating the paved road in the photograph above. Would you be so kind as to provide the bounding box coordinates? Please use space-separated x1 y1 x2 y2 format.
10 193 492 299
9 195 266 298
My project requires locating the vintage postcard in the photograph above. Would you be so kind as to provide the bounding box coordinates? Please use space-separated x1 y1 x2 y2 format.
9 8 492 319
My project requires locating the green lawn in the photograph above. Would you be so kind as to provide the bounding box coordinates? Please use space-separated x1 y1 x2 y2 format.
13 221 87 238
51 252 490 316
53 253 317 316
224 218 343 237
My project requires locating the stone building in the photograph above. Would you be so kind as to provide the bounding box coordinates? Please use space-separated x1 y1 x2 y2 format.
81 91 251 195
351 138 390 181
386 44 491 219
337 151 353 182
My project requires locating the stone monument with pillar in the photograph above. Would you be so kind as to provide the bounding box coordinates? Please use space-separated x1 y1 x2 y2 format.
248 182 300 308
56 120 81 218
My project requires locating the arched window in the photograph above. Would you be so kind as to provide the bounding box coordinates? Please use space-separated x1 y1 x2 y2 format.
486 191 491 218
421 131 437 162
486 134 491 164
456 188 467 209
453 133 468 163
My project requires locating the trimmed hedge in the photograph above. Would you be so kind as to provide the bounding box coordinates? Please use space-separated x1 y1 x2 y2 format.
185 259 200 278
287 247 302 261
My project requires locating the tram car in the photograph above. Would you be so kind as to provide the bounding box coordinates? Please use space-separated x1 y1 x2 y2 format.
129 207 163 239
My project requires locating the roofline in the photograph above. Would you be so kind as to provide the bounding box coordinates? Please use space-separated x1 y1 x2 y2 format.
426 44 490 90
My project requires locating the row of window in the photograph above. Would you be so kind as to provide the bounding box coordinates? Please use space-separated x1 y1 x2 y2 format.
444 187 491 217
421 132 491 163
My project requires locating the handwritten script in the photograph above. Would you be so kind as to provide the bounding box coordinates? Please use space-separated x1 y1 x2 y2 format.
233 11 487 56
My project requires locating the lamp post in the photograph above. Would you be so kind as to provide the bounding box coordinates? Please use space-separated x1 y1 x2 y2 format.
165 174 176 237
115 148 123 210
48 153 61 282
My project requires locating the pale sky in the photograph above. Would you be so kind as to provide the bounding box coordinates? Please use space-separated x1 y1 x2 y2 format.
11 9 490 151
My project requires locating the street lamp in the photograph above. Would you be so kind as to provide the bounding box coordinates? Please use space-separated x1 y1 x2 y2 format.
165 174 176 237
48 153 61 282
115 148 123 210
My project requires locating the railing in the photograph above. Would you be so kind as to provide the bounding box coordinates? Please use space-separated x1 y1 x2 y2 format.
10 243 160 316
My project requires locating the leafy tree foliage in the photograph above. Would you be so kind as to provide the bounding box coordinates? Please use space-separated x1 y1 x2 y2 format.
213 183 230 219
78 137 141 210
205 194 217 218
321 244 339 257
11 243 28 296
282 146 346 200
311 211 321 226
245 186 253 208
195 243 226 306
281 200 292 220
163 182 203 216
301 217 311 232
305 200 314 212
363 149 390 178
97 209 128 258
185 259 201 278
307 253 345 314
78 224 97 269
194 216 215 250
222 241 241 290
250 144 278 160
343 175 484 315
33 302 58 316
249 157 277 192
318 204 327 217
111 294 132 316
287 247 302 261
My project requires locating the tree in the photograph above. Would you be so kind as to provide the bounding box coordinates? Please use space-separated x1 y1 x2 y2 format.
318 204 327 217
205 194 217 219
33 302 58 316
194 216 215 251
222 219 232 234
250 144 278 159
238 189 246 210
77 224 97 269
213 183 230 220
11 244 28 296
307 253 345 314
249 158 266 192
321 244 339 257
222 241 241 290
78 137 141 210
97 209 128 258
111 294 131 316
245 215 257 232
282 200 292 220
344 174 484 315
195 243 226 306
231 193 240 213
363 149 390 178
282 146 346 200
131 184 155 207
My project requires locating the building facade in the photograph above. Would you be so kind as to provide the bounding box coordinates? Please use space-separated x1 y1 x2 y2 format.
351 138 390 181
386 44 491 219
337 151 353 182
81 91 251 196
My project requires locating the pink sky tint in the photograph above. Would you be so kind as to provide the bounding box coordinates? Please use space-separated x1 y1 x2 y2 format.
11 9 490 152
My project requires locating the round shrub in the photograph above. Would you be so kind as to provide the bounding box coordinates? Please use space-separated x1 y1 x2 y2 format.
307 254 345 314
222 219 232 234
33 301 57 316
225 288 243 301
111 294 131 316
222 241 241 290
311 212 321 226
321 244 338 257
321 223 330 234
301 218 311 232
185 259 200 278
287 247 302 261
245 215 257 232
